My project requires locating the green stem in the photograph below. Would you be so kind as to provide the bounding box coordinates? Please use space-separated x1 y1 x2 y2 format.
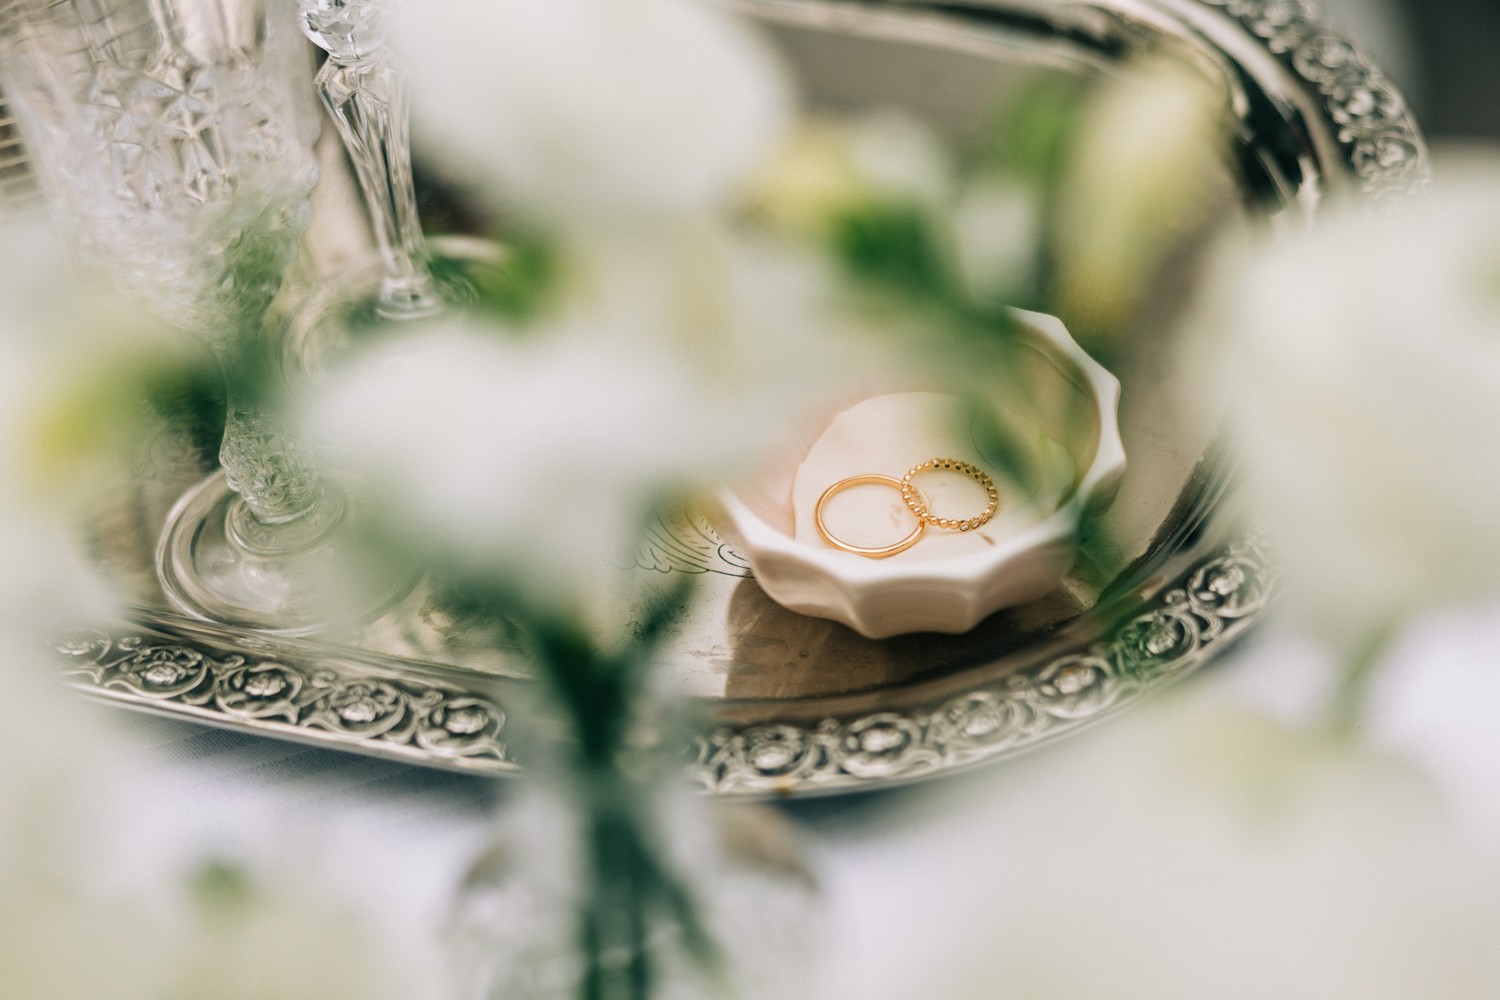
580 896 603 1000
483 572 706 1000
1327 620 1397 739
625 835 652 1000
581 802 655 1000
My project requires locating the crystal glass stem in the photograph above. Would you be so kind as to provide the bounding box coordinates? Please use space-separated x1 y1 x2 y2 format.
299 0 440 320
214 336 346 554
214 341 324 523
220 400 323 525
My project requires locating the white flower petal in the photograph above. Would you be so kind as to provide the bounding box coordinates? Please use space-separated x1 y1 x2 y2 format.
1187 150 1500 649
398 0 793 225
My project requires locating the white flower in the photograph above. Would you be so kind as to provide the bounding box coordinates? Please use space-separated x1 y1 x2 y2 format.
1185 150 1500 652
0 636 435 1000
947 175 1041 302
0 883 171 1000
397 0 792 227
165 874 437 1000
0 220 122 854
0 851 437 1000
0 218 181 579
1052 55 1228 332
0 217 154 358
310 323 724 591
1366 606 1500 835
834 683 1500 1000
752 115 955 235
0 219 133 621
1208 608 1500 838
305 227 879 611
840 113 953 207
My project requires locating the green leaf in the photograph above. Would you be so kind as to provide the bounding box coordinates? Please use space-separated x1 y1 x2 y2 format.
456 229 562 326
828 198 952 304
190 861 254 913
974 73 1093 184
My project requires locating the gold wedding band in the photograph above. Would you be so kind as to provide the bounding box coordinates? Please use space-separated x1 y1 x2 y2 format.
815 474 927 558
900 458 999 531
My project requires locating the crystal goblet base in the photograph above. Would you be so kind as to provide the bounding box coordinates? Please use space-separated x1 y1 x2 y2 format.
156 471 413 636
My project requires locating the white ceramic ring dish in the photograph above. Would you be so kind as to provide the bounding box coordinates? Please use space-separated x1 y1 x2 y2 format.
714 309 1126 639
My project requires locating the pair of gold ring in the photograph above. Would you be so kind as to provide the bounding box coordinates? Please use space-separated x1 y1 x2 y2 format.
814 458 999 558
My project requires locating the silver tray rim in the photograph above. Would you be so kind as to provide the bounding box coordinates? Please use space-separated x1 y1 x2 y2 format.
54 0 1424 797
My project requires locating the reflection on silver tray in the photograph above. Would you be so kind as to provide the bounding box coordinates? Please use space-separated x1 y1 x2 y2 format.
50 0 1423 796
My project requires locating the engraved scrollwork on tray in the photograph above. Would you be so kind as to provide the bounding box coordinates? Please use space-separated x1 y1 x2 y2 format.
57 631 510 766
628 508 753 578
417 695 507 754
217 660 304 721
56 534 1268 792
1199 0 1428 201
691 535 1273 794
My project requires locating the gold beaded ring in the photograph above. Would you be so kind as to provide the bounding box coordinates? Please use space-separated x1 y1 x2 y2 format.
815 474 927 558
900 458 999 531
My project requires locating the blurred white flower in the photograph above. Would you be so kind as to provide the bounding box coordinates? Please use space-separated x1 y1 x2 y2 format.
164 870 436 1000
0 217 184 557
753 115 955 235
0 569 428 1000
0 219 122 857
947 174 1041 302
309 323 722 596
1052 55 1229 333
0 214 434 1000
0 217 160 360
306 228 878 611
840 113 953 207
834 683 1500 1000
397 0 792 227
0 218 138 629
1207 608 1500 838
0 539 418 1000
1187 151 1500 653
0 849 437 1000
0 640 113 890
0 883 170 1000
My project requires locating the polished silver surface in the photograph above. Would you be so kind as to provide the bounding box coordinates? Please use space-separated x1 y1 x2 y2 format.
47 0 1423 795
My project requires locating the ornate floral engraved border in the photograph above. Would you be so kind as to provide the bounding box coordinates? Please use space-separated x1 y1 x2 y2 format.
56 629 513 771
1196 0 1428 201
691 535 1271 794
56 533 1270 794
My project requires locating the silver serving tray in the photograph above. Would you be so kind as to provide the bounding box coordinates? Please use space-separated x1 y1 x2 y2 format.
54 0 1424 796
